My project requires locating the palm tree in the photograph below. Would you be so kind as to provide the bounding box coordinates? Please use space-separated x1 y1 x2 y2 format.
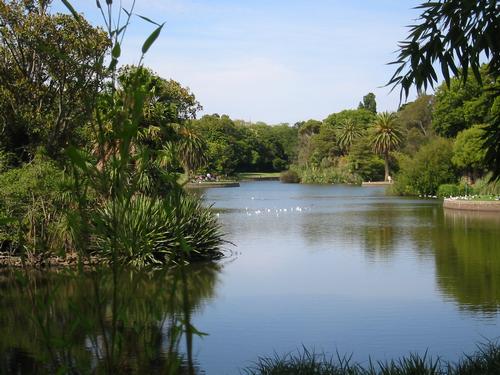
159 125 207 179
337 118 363 153
371 112 402 181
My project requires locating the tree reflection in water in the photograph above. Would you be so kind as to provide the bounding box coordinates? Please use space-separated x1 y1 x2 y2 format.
0 262 220 374
434 209 500 316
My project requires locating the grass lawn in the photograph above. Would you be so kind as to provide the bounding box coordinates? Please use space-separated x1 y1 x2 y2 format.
238 172 281 180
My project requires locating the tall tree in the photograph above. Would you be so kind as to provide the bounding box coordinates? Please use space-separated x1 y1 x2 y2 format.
371 112 403 181
0 0 110 161
358 92 377 114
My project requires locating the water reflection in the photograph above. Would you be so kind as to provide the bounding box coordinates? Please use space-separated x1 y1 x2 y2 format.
0 263 220 374
434 209 500 315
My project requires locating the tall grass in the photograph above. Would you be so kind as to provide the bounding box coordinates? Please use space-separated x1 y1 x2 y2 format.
242 342 500 375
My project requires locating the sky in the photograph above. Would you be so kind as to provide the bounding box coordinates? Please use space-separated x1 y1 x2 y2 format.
54 0 424 124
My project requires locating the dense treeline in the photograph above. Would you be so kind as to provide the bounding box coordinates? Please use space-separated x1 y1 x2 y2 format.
190 115 297 176
282 67 499 197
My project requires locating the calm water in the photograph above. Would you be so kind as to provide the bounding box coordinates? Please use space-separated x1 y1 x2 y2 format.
1 181 500 374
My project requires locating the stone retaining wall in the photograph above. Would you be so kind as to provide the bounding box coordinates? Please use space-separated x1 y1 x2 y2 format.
443 199 500 212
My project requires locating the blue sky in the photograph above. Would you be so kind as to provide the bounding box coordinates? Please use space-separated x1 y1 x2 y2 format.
55 1 423 124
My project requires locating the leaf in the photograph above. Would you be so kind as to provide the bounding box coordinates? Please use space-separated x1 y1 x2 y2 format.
112 42 121 59
137 14 161 26
142 23 165 54
66 146 87 170
61 0 80 20
0 217 16 225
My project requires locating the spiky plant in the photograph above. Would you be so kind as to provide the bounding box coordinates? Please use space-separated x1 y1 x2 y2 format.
337 118 363 154
371 112 403 181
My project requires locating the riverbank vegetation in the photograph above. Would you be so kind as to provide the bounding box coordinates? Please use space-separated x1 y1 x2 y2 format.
0 0 225 266
1 0 499 267
243 342 500 375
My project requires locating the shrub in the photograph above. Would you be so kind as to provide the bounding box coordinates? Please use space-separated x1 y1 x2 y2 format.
93 193 225 267
473 173 500 196
392 138 457 196
299 165 362 185
280 169 300 183
0 156 70 256
437 183 468 198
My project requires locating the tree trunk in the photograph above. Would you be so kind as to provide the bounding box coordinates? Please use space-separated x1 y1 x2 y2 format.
384 154 389 182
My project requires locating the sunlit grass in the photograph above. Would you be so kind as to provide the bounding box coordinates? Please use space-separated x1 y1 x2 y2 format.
242 342 500 375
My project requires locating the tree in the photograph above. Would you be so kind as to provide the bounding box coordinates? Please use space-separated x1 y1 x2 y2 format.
397 94 434 155
389 0 500 178
432 68 496 137
337 118 363 153
398 94 433 136
0 0 110 161
323 109 375 128
116 66 206 177
347 135 385 182
370 112 403 181
452 125 487 181
297 119 322 166
309 125 341 167
358 92 377 113
393 138 456 196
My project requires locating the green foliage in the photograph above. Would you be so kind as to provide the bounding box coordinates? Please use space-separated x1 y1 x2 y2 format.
437 183 467 198
370 112 403 181
358 92 377 113
94 194 224 266
297 119 323 166
389 0 499 97
347 136 385 182
191 115 295 175
243 343 500 375
473 173 500 196
390 1 500 179
58 1 224 267
433 69 495 137
452 125 487 173
280 169 300 183
309 125 341 166
337 118 364 153
398 94 434 154
324 109 375 128
298 161 362 185
393 138 457 196
0 155 69 255
0 0 110 161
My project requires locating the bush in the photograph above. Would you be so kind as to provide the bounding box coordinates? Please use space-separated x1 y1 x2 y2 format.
473 173 500 196
437 183 468 198
280 169 300 183
392 138 457 196
0 156 69 255
299 165 362 185
93 193 225 267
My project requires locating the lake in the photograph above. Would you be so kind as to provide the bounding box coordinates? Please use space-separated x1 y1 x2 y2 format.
1 181 499 374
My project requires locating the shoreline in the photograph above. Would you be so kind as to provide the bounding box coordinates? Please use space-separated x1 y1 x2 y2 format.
185 181 240 189
443 198 500 212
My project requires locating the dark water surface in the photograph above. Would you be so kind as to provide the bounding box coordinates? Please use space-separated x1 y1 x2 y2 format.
1 181 500 374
